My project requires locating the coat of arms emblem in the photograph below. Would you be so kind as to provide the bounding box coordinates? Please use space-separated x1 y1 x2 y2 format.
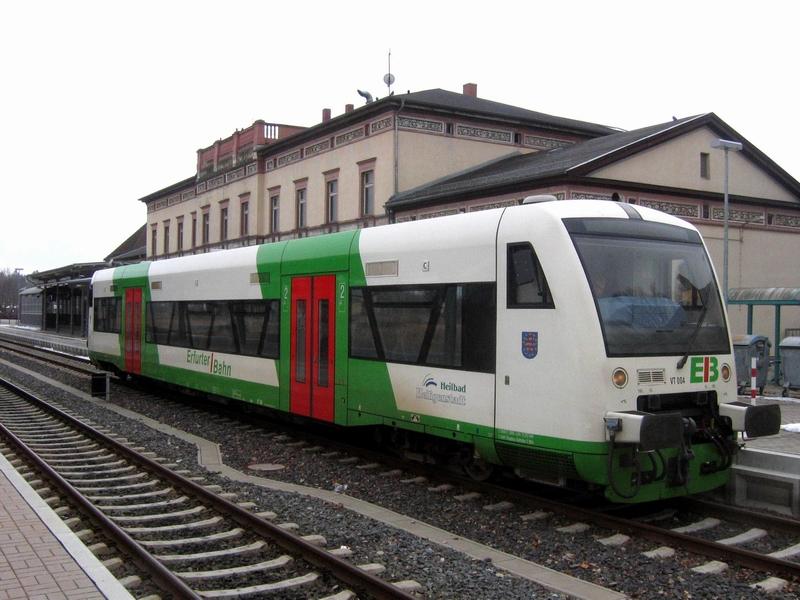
521 331 538 359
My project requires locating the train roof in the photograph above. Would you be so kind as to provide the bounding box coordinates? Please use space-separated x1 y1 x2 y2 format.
94 200 699 293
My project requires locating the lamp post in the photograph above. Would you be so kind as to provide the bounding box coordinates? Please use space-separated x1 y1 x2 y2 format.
711 138 743 303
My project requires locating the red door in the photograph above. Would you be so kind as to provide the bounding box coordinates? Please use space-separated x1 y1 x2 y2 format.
290 275 335 422
124 288 142 374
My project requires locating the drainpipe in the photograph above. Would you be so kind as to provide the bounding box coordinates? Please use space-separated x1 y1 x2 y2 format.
389 98 405 224
393 98 405 197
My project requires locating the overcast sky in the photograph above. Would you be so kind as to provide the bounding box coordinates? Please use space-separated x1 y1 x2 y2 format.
2 0 797 273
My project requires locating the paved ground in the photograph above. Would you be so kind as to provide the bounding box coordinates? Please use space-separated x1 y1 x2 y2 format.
0 454 131 599
744 383 800 454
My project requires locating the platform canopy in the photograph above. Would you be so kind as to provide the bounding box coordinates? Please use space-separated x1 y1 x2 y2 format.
26 263 107 285
728 288 800 305
728 288 800 379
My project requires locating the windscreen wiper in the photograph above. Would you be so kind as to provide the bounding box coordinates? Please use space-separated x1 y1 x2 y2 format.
676 275 711 369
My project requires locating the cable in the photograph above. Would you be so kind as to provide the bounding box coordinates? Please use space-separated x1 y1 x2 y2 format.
606 434 641 500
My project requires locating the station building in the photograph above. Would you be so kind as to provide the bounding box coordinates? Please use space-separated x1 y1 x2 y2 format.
140 83 800 340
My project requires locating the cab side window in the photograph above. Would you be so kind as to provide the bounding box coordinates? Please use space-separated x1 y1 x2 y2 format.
507 243 554 308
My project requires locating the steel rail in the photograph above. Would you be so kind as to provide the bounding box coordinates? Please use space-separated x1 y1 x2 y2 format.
0 392 198 597
0 376 415 600
0 339 96 376
498 489 800 580
672 496 800 537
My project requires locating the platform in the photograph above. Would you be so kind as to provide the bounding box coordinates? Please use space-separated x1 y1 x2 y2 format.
0 324 88 357
744 389 800 454
0 453 132 599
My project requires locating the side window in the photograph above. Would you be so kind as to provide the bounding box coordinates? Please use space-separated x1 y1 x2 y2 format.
507 243 553 308
93 297 121 333
146 302 174 344
349 283 495 373
144 299 280 358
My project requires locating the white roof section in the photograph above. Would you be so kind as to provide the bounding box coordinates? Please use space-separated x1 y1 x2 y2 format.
358 209 503 285
149 246 262 301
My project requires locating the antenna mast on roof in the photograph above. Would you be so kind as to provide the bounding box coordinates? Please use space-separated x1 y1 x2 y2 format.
383 49 395 94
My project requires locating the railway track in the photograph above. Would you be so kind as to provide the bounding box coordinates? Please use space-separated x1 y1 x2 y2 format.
101 382 800 591
0 376 418 599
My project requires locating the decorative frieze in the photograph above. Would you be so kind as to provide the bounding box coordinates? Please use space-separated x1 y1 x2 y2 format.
524 135 572 150
418 208 460 220
335 127 365 146
711 207 765 224
457 124 512 143
469 199 519 212
304 139 331 157
196 181 207 193
207 175 225 190
276 150 302 168
571 192 612 201
553 192 566 200
167 194 182 207
266 159 276 171
772 213 800 228
245 162 257 176
225 167 245 183
371 116 394 133
181 190 195 201
639 199 700 218
398 116 444 134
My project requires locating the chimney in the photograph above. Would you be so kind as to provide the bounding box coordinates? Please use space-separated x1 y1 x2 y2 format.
322 108 331 123
463 82 477 97
345 103 354 114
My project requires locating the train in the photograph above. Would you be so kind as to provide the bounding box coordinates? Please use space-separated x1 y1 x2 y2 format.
88 199 781 503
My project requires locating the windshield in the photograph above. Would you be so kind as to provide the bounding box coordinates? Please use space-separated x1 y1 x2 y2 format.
567 219 730 357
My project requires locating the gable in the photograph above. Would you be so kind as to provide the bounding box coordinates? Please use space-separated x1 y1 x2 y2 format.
588 126 798 204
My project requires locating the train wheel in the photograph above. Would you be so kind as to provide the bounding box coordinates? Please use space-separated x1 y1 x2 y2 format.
463 457 495 482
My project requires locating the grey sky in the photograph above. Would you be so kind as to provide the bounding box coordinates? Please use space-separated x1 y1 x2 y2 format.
2 0 797 272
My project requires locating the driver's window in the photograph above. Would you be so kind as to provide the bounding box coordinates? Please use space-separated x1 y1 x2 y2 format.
507 243 554 309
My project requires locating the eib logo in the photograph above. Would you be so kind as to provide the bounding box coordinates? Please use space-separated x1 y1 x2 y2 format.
690 356 719 383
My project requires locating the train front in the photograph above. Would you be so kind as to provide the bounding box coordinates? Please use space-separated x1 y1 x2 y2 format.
564 210 781 502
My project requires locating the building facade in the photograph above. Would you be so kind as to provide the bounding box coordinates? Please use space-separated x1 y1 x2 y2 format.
385 113 800 338
141 84 613 258
139 85 800 340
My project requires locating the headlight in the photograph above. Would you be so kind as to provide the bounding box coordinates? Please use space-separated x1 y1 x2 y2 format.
721 363 731 382
612 367 628 389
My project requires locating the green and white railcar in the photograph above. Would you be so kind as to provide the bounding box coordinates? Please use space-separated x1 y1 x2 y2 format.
88 199 780 502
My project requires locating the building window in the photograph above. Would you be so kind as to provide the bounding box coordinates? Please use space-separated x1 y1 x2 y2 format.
700 152 710 179
151 226 158 257
163 222 170 254
326 179 338 223
177 220 184 251
240 199 249 236
202 210 210 245
361 170 374 215
270 195 280 233
220 205 229 241
296 188 307 228
191 213 197 248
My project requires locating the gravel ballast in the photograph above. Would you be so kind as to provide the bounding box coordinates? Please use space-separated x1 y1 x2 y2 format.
1 352 798 599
